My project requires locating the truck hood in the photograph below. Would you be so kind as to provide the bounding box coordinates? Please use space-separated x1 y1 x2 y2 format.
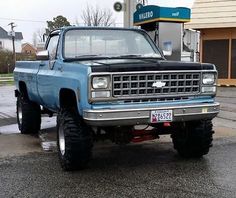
77 59 215 72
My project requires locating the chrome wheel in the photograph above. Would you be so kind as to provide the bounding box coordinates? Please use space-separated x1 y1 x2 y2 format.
58 125 65 156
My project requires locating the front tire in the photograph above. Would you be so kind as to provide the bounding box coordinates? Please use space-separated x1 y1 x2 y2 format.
57 109 93 171
16 96 41 134
171 120 214 158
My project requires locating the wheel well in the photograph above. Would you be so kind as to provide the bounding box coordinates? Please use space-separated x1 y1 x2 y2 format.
59 89 78 109
19 81 29 99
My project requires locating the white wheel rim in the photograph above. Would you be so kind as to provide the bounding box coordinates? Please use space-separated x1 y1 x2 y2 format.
59 125 65 156
18 103 23 125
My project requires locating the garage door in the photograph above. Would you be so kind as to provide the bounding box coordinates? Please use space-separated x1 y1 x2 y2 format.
203 40 229 79
231 39 236 79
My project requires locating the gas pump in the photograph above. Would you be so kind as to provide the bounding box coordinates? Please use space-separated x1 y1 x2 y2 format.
134 5 191 61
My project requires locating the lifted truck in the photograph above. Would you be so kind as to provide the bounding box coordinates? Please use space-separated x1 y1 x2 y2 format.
14 27 220 170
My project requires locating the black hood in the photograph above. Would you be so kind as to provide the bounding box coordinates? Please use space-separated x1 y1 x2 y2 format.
79 59 215 72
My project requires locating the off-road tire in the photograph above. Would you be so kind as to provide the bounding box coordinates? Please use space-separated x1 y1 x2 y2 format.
16 96 41 134
171 120 214 158
57 109 93 171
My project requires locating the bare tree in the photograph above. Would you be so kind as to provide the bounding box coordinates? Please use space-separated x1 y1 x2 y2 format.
137 0 148 5
102 9 114 26
80 5 115 27
32 28 46 47
32 32 37 47
36 28 45 43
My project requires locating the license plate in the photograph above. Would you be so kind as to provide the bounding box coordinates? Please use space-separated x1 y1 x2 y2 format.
150 110 173 123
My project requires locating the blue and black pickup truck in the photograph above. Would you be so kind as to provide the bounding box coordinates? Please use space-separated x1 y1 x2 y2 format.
14 27 220 170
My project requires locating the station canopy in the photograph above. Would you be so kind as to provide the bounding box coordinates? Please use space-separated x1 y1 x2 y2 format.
133 5 191 26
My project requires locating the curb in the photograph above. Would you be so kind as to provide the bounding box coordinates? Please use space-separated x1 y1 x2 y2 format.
217 84 236 87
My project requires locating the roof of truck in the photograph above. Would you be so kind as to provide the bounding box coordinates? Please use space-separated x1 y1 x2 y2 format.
49 26 144 35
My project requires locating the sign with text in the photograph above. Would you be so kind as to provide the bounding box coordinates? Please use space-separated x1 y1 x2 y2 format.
134 5 191 25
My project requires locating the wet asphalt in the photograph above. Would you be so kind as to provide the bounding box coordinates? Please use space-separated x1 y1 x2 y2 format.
0 85 236 198
1 137 236 198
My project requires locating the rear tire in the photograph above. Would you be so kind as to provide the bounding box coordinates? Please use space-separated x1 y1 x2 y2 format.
57 108 93 171
171 120 214 158
16 95 41 134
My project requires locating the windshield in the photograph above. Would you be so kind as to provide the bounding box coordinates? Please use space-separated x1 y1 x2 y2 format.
64 29 162 59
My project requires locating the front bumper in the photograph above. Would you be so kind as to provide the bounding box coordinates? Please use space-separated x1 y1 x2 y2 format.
83 102 220 126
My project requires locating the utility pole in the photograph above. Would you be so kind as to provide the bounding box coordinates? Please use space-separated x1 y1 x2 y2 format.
114 0 145 28
8 22 16 67
123 0 139 28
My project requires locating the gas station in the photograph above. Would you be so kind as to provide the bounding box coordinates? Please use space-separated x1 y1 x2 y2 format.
114 0 197 62
133 5 191 61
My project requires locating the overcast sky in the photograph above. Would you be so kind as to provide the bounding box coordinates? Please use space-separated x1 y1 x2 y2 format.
0 0 194 43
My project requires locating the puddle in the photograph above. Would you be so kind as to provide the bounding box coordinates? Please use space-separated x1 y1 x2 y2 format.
41 141 57 152
0 116 58 152
0 116 57 134
39 129 57 152
0 123 19 134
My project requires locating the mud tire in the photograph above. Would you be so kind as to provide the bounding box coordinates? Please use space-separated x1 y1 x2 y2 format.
171 120 214 158
57 108 93 171
16 96 41 134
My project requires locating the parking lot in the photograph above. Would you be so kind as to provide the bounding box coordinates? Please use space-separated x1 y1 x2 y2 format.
0 85 236 197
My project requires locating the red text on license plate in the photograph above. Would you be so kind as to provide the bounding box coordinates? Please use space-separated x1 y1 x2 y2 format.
151 110 173 123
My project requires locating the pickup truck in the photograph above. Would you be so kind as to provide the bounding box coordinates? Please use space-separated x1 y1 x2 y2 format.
14 27 220 171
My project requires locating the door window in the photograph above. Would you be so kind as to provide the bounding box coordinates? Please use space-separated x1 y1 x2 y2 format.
47 35 59 60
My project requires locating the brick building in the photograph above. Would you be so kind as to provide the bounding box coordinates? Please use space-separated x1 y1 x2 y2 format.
21 43 37 55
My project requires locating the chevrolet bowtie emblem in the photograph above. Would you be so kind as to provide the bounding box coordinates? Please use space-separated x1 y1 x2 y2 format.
152 81 166 88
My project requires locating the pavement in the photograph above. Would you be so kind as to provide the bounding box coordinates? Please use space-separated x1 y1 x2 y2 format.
0 137 236 198
0 85 236 198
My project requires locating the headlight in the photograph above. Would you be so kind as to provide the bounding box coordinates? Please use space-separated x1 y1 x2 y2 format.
202 73 215 85
92 76 109 89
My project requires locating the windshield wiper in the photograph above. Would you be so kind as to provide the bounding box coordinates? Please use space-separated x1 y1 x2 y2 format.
113 54 142 58
113 54 163 59
76 54 142 59
75 54 101 58
64 55 112 61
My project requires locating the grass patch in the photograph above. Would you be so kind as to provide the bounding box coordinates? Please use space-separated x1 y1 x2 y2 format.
0 73 13 77
0 81 15 86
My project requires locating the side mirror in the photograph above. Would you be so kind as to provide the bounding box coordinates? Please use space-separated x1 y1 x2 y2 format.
36 50 49 61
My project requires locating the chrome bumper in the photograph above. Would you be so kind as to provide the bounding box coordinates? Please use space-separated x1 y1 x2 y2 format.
83 102 220 126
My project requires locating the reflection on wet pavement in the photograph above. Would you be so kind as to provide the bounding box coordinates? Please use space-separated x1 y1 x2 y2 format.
0 116 58 152
39 126 57 152
41 141 57 152
0 116 56 134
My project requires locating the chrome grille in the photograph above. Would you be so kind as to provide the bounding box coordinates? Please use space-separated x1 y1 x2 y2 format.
112 72 201 98
123 97 190 103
